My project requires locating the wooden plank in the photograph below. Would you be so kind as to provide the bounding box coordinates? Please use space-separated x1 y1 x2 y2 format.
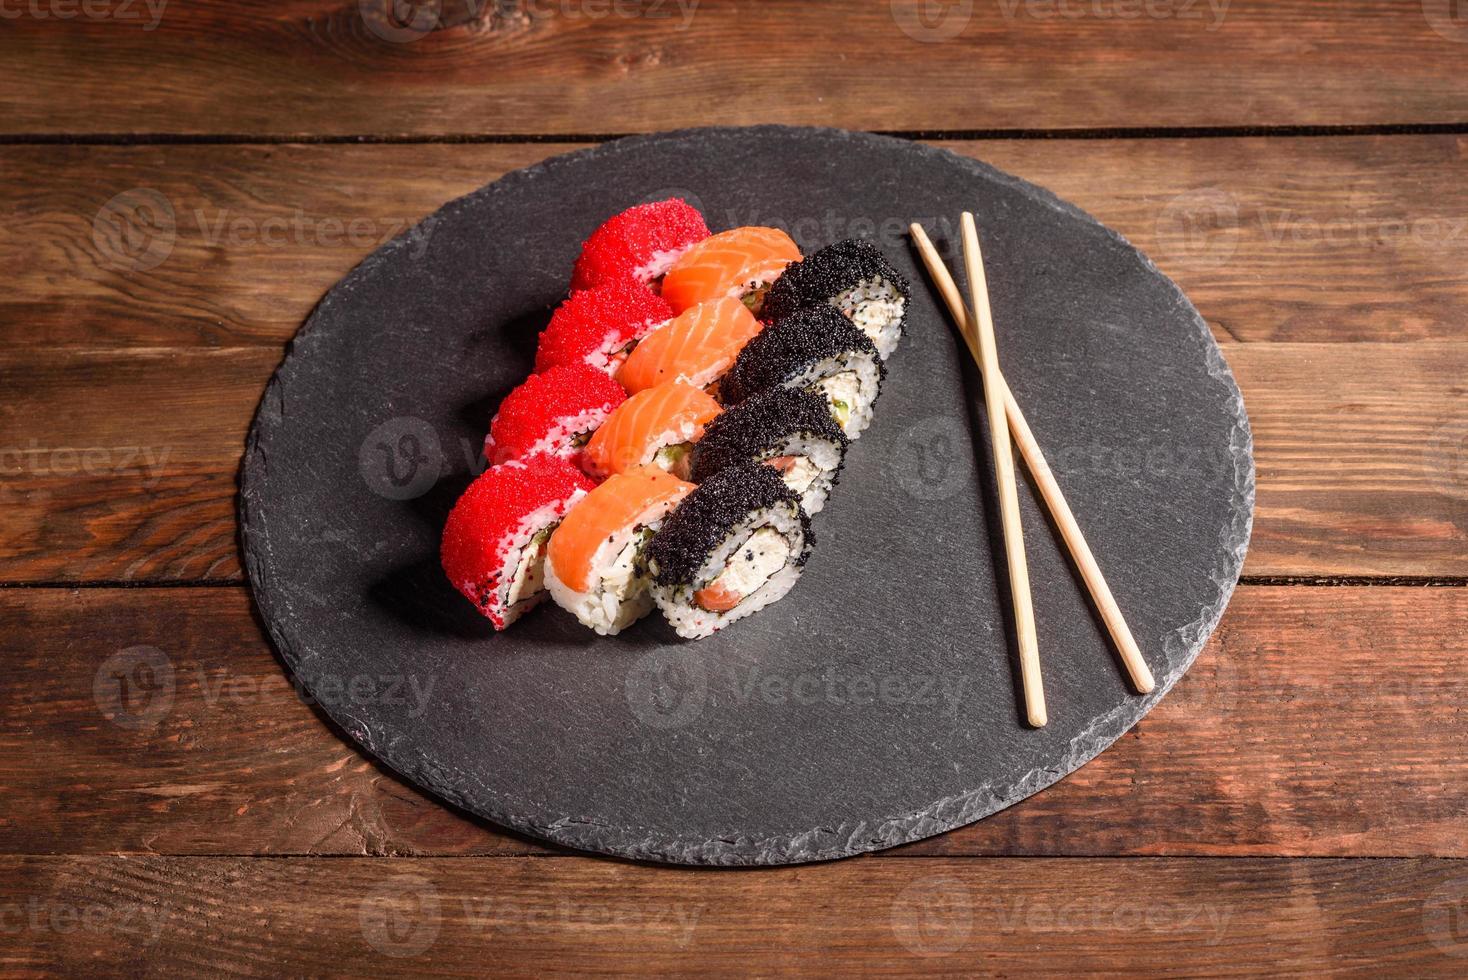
2 585 1463 858
1 855 1463 973
3 341 1464 582
1 2 1465 136
5 137 1468 349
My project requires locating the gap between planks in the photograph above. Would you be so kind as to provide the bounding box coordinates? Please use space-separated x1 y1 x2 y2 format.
1 122 1467 146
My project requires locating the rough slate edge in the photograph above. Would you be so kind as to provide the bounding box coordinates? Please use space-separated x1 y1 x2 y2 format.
240 125 1256 866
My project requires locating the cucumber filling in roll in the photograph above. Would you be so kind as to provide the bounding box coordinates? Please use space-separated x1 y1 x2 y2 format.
721 305 886 440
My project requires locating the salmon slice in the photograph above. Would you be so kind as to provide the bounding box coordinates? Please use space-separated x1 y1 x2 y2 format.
617 298 764 394
660 227 802 313
548 467 694 594
582 380 722 480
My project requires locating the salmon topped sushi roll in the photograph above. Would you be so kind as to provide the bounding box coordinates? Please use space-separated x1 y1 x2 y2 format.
545 466 695 635
616 298 764 395
581 381 721 481
484 364 627 467
660 227 802 315
536 281 674 376
571 199 710 292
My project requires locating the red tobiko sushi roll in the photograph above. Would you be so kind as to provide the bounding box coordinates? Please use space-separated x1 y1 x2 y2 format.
485 364 627 467
570 198 711 292
442 455 595 629
535 280 674 376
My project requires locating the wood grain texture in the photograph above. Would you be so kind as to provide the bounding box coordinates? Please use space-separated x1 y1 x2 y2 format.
1 2 1466 136
2 855 1464 974
5 137 1467 350
3 585 1464 858
3 342 1464 582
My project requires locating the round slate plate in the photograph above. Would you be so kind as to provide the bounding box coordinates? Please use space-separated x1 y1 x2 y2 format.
241 126 1254 866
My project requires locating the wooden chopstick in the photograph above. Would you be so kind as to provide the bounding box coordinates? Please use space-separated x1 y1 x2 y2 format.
910 221 1156 696
960 212 1047 728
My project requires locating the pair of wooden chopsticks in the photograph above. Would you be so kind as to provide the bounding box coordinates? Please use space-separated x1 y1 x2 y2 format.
910 215 1155 728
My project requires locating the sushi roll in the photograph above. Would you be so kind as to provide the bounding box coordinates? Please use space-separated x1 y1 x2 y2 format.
441 455 595 630
582 380 722 481
616 297 763 395
485 364 627 467
571 199 710 292
643 464 813 639
689 388 848 516
660 227 802 315
720 305 886 440
545 466 695 635
762 239 911 360
536 280 674 376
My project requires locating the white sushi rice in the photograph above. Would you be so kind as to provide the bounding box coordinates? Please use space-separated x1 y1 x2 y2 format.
582 318 669 376
545 505 675 636
483 496 584 628
651 504 808 640
637 419 705 481
780 351 883 440
763 433 843 515
635 248 694 285
833 275 906 360
485 405 616 464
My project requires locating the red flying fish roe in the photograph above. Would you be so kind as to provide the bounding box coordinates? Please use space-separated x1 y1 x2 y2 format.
535 280 674 376
441 455 595 628
485 364 628 466
570 199 711 291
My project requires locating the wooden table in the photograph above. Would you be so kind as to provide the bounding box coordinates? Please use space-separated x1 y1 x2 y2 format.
3 1 1465 973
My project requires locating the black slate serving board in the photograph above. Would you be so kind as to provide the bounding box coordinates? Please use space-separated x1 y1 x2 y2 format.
240 126 1254 866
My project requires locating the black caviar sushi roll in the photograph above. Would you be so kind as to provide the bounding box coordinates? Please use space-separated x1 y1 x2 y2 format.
720 305 886 439
689 388 848 516
643 464 813 639
762 239 910 359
